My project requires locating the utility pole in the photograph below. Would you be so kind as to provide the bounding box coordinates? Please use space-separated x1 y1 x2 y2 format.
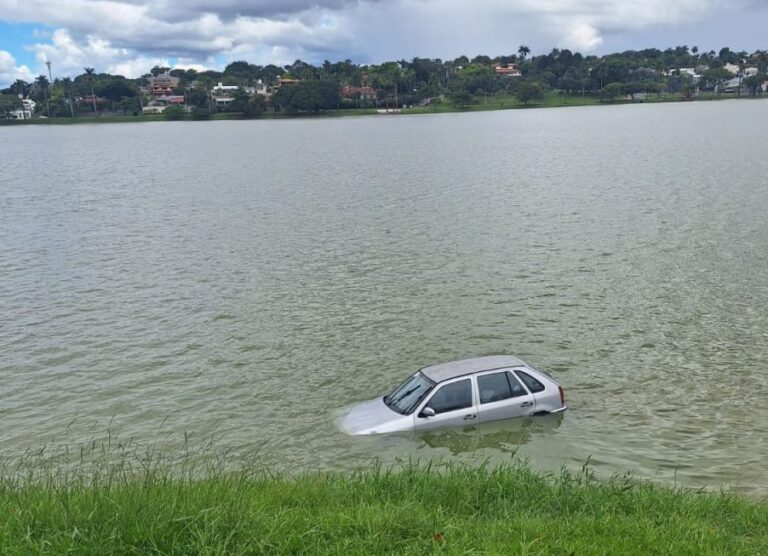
46 60 52 83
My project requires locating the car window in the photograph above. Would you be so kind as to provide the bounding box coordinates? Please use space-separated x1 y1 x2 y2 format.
514 370 545 393
478 372 513 404
426 379 473 414
385 372 435 415
506 372 528 398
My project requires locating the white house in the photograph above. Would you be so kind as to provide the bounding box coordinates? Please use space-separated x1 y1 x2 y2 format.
211 82 239 108
723 63 740 76
8 97 35 120
678 68 702 84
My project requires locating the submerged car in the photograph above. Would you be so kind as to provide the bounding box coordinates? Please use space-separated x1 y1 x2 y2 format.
341 355 566 435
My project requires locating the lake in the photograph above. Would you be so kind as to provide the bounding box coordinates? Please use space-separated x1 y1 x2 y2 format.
2 100 768 492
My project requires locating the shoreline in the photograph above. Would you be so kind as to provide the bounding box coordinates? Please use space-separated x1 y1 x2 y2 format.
2 92 765 127
2 458 766 553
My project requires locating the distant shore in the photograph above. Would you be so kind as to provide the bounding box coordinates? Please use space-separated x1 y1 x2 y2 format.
2 91 765 126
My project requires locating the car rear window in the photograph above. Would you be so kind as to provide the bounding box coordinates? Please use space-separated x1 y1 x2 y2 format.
505 372 528 397
514 370 546 393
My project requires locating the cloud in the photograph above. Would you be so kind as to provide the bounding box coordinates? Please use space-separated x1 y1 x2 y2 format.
562 22 603 51
0 0 764 86
0 50 35 86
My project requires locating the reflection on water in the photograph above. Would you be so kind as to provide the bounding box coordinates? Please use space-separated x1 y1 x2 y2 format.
2 100 768 493
418 414 564 455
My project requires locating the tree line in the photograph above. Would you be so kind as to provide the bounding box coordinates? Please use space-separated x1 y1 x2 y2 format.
2 45 767 119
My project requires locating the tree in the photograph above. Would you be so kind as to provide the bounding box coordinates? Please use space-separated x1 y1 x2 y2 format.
0 93 23 118
59 77 75 117
449 89 472 108
601 82 624 102
8 79 30 97
518 45 531 61
84 68 98 114
743 74 767 96
248 94 266 115
228 88 250 112
116 96 140 115
186 87 209 109
163 105 185 119
515 80 543 105
272 80 340 112
34 75 50 117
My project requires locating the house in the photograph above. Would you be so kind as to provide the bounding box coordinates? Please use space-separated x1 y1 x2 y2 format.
677 68 702 84
277 77 299 87
723 63 740 76
210 82 241 108
492 63 521 77
744 67 759 78
252 79 268 97
80 95 108 106
720 77 742 93
141 95 186 113
341 85 377 101
148 72 180 97
8 97 35 119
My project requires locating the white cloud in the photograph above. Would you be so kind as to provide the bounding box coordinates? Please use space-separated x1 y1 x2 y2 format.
561 22 603 51
0 50 35 86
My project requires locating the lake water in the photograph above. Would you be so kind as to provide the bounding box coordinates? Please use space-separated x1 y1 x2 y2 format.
2 100 768 492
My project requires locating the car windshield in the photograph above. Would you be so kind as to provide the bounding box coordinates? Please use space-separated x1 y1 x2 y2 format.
384 372 435 415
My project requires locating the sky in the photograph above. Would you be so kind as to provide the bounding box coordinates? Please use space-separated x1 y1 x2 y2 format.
1 0 767 87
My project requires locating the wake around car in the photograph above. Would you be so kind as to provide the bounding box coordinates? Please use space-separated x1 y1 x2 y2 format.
341 355 566 435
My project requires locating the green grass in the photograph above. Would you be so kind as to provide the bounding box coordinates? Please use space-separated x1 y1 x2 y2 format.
1 442 766 555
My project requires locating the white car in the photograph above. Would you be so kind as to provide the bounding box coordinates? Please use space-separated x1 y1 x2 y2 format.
341 355 566 435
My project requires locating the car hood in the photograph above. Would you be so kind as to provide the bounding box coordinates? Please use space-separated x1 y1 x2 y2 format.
340 397 408 435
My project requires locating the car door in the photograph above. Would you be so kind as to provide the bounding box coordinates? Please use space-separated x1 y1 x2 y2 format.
413 377 477 431
476 370 536 424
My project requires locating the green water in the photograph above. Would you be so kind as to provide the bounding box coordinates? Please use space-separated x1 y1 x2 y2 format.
2 100 768 491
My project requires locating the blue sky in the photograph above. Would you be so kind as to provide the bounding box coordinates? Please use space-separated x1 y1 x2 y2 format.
1 0 767 87
0 22 40 66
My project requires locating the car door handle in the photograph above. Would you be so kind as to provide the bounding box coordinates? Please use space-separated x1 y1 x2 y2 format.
520 401 533 407
463 414 477 420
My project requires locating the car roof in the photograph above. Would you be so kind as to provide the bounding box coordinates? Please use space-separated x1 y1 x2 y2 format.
420 355 526 383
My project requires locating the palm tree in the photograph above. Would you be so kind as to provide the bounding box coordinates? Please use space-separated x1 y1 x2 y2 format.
61 77 75 117
518 45 531 62
84 67 97 114
35 75 50 117
10 79 31 97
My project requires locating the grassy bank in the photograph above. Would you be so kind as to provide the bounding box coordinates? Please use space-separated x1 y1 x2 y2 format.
1 456 766 555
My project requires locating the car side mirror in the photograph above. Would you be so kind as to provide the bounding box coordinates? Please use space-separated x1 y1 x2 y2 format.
420 407 435 418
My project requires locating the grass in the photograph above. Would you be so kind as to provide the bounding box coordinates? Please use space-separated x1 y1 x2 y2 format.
1 439 767 555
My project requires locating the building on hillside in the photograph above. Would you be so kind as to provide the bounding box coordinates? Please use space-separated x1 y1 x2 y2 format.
723 63 740 76
744 67 759 78
210 82 240 109
677 68 702 84
277 77 299 87
80 95 108 107
340 85 377 101
7 97 35 119
148 72 180 97
720 77 742 93
142 95 187 113
492 63 522 77
253 79 268 97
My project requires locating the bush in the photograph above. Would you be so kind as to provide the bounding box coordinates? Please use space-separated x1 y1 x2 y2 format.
163 105 186 120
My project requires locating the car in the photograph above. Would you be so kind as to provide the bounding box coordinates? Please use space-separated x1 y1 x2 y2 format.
340 355 566 435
